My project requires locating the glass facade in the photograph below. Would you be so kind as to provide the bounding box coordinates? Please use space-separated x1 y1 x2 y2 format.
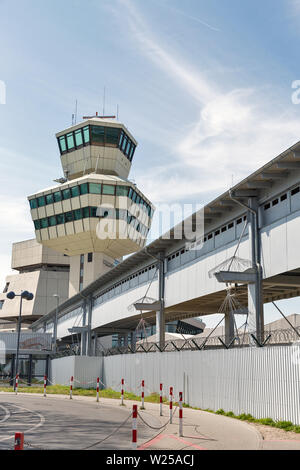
57 124 136 162
29 184 153 218
33 206 149 236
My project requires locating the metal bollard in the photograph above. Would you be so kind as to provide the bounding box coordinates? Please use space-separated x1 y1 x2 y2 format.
70 376 73 399
96 377 100 402
121 378 124 406
179 392 183 436
14 432 24 450
169 387 173 424
132 404 137 450
43 375 47 397
141 380 145 409
159 383 163 416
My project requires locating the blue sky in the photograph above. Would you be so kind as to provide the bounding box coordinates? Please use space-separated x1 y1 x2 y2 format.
1 0 300 327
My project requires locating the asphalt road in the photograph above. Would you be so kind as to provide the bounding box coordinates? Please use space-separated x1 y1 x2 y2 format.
0 393 159 450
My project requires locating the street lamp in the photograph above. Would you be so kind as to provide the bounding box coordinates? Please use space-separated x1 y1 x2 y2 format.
6 290 34 389
53 294 60 353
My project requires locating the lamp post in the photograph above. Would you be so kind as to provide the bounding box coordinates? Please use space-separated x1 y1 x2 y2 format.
6 290 34 390
53 294 60 353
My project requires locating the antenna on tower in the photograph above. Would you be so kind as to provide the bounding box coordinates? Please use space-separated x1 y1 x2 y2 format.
71 99 78 126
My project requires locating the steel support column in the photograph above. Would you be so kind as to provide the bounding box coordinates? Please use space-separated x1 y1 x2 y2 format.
156 253 166 349
81 301 87 356
87 296 93 356
225 312 234 345
247 197 264 344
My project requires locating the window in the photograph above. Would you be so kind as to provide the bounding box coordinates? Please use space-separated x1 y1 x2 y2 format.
48 215 56 226
237 218 242 224
58 135 67 153
83 126 90 144
272 198 279 206
74 128 83 147
74 208 82 220
291 187 300 196
0 300 4 309
56 214 65 224
121 134 128 152
66 132 75 150
106 127 120 146
34 220 40 230
103 184 115 195
54 191 62 203
46 194 54 205
281 194 287 202
116 186 129 197
91 125 105 144
80 183 88 195
3 282 9 293
90 207 98 217
228 222 234 229
89 183 102 194
37 196 46 207
29 198 38 209
40 218 48 229
215 230 220 236
221 226 227 233
129 145 135 161
65 211 73 223
88 252 93 263
62 188 71 200
264 203 270 210
208 234 213 240
71 186 80 198
82 207 90 218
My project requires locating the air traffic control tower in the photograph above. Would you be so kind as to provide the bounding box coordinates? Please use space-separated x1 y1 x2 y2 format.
28 114 154 297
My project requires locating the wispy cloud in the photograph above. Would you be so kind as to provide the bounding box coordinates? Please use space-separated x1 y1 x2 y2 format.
163 3 221 32
116 0 300 206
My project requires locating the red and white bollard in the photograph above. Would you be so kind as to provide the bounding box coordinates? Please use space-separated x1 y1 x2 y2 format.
132 404 137 450
43 375 47 397
159 383 163 416
15 374 19 395
121 378 124 406
169 386 173 423
14 432 24 450
141 380 145 409
70 376 73 399
179 392 183 436
96 377 100 402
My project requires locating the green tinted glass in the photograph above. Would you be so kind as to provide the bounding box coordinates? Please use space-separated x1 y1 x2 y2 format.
106 127 120 145
75 129 83 147
90 207 97 217
48 216 56 226
65 211 73 223
91 125 105 144
82 207 90 218
83 126 90 143
122 134 127 151
37 196 45 207
62 188 71 200
103 184 115 195
40 218 48 229
74 209 82 220
80 183 88 195
53 191 62 202
59 135 67 152
89 183 101 194
29 199 38 209
56 214 65 224
71 186 80 197
66 132 75 150
46 194 54 205
34 220 40 230
116 186 129 197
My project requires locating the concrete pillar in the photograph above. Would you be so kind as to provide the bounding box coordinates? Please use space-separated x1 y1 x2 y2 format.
247 197 264 344
156 254 165 349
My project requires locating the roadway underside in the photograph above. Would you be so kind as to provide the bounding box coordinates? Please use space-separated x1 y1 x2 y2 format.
92 269 300 336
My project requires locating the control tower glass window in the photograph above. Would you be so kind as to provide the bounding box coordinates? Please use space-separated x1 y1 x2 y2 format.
89 183 102 194
66 132 75 150
91 125 105 144
83 126 90 144
58 135 67 153
75 129 83 147
106 127 120 146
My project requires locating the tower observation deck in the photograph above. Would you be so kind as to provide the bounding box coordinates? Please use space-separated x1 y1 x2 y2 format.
28 115 155 296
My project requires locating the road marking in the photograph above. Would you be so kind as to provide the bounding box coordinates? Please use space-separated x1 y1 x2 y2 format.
0 405 10 424
0 403 45 443
138 433 206 450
